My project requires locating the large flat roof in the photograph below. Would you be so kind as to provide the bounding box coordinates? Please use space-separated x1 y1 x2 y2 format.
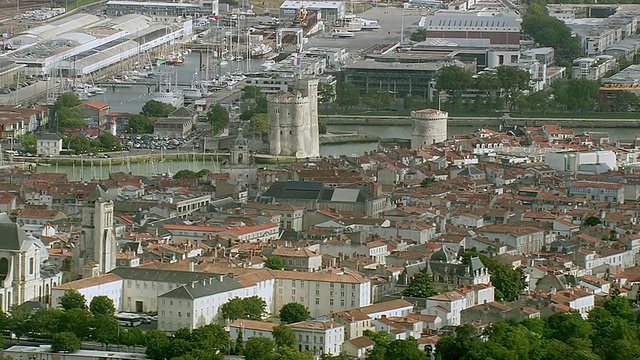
345 60 447 71
280 0 345 9
107 0 200 7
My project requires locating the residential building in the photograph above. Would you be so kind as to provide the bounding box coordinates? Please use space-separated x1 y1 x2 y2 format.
157 275 246 332
36 133 63 157
357 299 414 319
423 291 467 326
77 101 110 127
244 203 305 231
229 319 277 341
271 247 323 272
571 56 617 80
569 181 625 204
478 225 546 254
332 309 373 340
289 320 345 356
51 273 123 310
272 270 372 318
342 336 375 359
153 107 196 139
550 287 594 319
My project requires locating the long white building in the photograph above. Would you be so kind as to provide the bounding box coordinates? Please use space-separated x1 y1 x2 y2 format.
6 14 192 77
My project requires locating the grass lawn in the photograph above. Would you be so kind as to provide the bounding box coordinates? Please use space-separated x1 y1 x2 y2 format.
66 0 104 11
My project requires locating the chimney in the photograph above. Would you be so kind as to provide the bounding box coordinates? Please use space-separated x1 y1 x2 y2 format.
189 260 195 272
219 274 225 282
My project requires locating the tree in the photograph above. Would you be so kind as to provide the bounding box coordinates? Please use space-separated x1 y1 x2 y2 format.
120 327 145 351
495 66 531 111
409 28 427 42
402 272 436 298
90 295 115 316
54 93 81 109
244 337 276 360
57 107 86 129
279 302 310 324
243 85 263 100
173 169 199 179
220 296 266 321
92 314 118 349
435 65 473 95
273 324 296 349
191 324 230 353
434 324 482 360
318 82 336 105
207 104 230 135
51 332 81 353
479 255 525 302
604 297 635 321
420 176 437 187
264 345 314 360
544 311 592 348
26 308 63 338
59 289 87 310
385 338 425 360
364 90 393 111
96 133 122 151
319 121 327 134
335 82 360 109
59 308 93 340
127 114 154 134
68 135 90 153
9 304 31 341
145 330 170 360
522 5 582 66
250 112 269 132
265 255 285 270
21 134 37 153
141 100 175 117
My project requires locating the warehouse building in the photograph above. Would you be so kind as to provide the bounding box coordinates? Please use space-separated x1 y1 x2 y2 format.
279 1 345 22
7 14 192 77
107 0 218 17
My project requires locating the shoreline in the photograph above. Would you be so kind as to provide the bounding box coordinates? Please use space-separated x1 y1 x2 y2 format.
320 115 640 128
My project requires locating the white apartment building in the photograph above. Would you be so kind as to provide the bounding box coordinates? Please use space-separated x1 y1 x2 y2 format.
163 222 280 242
229 319 277 341
157 275 246 332
36 134 63 157
358 299 414 319
290 320 345 356
550 287 594 319
423 291 467 326
332 309 373 340
319 240 390 265
272 270 372 318
52 273 123 310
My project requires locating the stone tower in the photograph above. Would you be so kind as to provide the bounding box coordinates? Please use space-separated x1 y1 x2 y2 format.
78 186 116 276
221 129 257 187
411 108 448 148
267 77 320 158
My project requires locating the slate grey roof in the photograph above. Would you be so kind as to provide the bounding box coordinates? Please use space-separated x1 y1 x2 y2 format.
262 181 324 200
85 185 111 202
110 267 218 284
159 275 244 299
169 107 194 118
0 213 30 251
38 133 61 141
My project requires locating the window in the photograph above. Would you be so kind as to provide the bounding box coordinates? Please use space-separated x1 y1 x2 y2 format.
28 257 34 275
316 298 320 304
341 299 345 306
330 299 334 306
178 312 182 317
315 290 320 296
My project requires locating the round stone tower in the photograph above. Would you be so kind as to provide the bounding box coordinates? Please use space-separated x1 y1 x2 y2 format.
267 78 320 158
411 108 448 148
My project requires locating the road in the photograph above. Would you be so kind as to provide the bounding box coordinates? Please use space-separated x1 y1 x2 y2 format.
301 6 424 53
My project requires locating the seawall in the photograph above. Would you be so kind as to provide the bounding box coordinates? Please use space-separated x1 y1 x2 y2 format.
320 115 640 128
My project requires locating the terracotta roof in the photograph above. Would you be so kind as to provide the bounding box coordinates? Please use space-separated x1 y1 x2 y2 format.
54 273 121 290
346 336 375 349
229 319 277 332
80 101 109 109
357 299 413 315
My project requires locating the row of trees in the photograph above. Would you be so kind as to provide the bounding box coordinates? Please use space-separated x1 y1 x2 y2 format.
436 297 640 360
218 295 310 324
127 99 177 134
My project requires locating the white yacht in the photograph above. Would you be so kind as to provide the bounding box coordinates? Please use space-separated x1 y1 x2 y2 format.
154 83 184 108
182 86 203 100
332 30 355 38
361 19 381 30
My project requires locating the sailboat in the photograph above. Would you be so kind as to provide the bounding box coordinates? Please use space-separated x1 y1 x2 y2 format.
153 70 184 108
182 71 203 102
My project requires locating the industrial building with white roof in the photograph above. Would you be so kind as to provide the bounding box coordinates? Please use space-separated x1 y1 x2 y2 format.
6 13 193 77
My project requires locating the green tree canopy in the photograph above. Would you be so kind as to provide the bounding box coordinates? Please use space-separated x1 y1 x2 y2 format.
21 134 37 153
410 28 427 42
273 324 296 349
145 330 170 360
265 255 285 270
173 169 199 179
318 82 336 104
243 85 263 100
128 114 155 134
435 65 473 95
250 112 269 132
279 302 310 324
59 308 93 340
522 4 582 66
141 100 175 117
51 332 81 353
364 90 393 111
96 133 122 151
335 81 360 109
402 272 437 298
59 289 87 310
9 304 31 341
89 295 116 316
207 104 230 135
220 296 267 321
68 135 91 154
243 336 276 360
57 107 86 129
54 93 81 109
92 314 119 348
26 308 63 338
